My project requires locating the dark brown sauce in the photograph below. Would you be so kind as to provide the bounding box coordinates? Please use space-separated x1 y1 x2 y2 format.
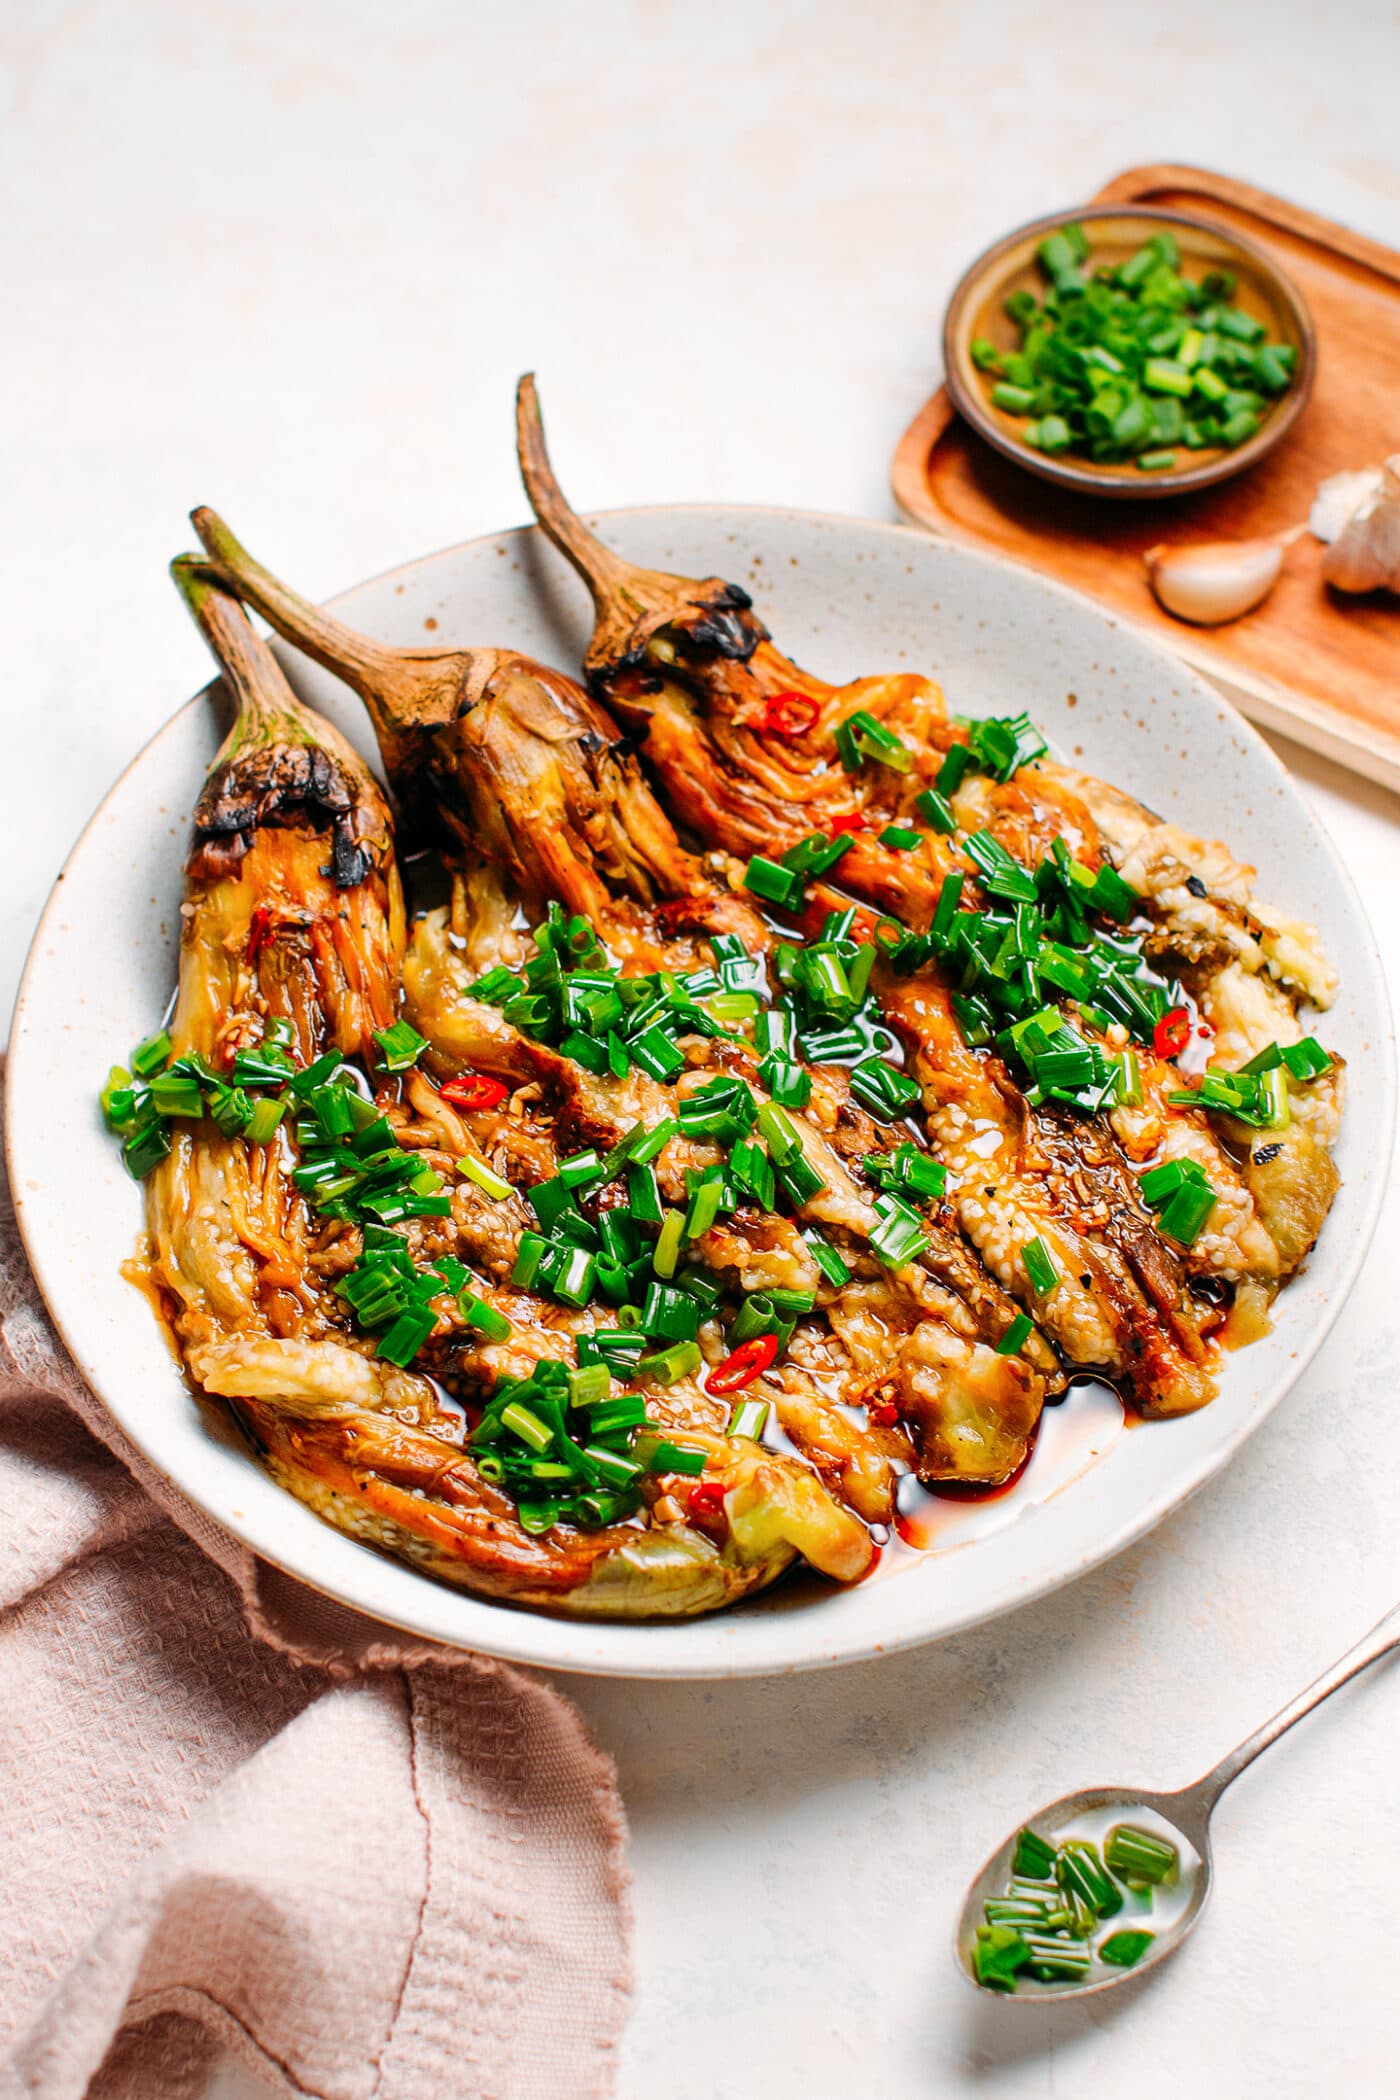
881 1376 1125 1562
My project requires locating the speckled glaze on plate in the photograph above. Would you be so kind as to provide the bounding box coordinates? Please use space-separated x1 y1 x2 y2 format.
7 510 1392 1678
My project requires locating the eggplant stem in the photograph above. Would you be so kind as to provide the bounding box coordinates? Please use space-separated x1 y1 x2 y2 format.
189 506 481 776
171 554 393 885
171 554 322 759
515 373 767 679
514 371 636 598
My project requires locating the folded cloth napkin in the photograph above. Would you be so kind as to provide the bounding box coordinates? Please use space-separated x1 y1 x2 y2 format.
0 1111 632 2100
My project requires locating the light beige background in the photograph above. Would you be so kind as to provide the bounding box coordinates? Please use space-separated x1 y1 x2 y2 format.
4 4 1398 2096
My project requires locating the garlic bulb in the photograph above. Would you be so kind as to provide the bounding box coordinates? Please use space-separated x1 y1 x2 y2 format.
1309 467 1383 545
1143 534 1289 626
1320 455 1400 595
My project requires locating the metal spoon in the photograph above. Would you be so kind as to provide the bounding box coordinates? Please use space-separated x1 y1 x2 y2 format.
956 1599 1400 2001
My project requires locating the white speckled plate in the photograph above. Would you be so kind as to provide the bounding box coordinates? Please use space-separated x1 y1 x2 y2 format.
8 510 1392 1677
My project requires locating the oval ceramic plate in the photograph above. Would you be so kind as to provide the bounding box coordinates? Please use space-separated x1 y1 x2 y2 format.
7 510 1391 1678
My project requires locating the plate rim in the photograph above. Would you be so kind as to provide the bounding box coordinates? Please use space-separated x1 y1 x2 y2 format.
7 502 1394 1678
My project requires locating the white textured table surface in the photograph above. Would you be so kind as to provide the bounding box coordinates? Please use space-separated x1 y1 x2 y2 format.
7 5 1399 2096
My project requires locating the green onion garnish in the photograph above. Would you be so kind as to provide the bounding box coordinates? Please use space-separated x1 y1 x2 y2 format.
996 1313 1034 1357
727 1398 770 1440
1022 1236 1059 1296
1098 1930 1155 1969
1104 1824 1178 1887
130 1031 173 1078
973 1925 1032 1992
651 1210 684 1280
372 1019 429 1071
1011 1827 1058 1880
915 787 958 834
834 708 913 776
1056 1840 1123 1920
803 1228 852 1288
743 856 805 910
646 1432 708 1470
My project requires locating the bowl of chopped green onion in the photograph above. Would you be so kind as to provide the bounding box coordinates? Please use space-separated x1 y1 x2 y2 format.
943 206 1315 498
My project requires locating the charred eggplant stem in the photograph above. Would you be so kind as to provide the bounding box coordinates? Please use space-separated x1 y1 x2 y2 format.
184 512 740 932
516 372 768 679
173 556 392 890
189 507 512 794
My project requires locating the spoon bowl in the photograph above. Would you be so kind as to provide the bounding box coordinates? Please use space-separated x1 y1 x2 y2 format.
954 1785 1211 2002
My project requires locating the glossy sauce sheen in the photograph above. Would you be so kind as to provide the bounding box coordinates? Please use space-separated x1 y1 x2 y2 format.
890 1378 1125 1564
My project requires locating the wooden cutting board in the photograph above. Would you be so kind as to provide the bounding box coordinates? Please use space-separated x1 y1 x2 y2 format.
892 165 1400 793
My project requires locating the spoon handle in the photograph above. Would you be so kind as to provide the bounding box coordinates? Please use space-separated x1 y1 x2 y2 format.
1190 1600 1400 1814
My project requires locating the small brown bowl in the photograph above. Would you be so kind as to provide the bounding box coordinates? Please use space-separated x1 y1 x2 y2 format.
942 205 1316 501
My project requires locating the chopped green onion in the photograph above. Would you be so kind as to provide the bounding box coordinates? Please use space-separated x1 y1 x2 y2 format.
1024 1934 1092 1982
996 1313 1034 1357
244 1096 287 1145
915 786 958 834
759 1056 812 1110
375 1309 437 1366
848 1059 921 1122
1055 1840 1123 1920
782 831 854 878
460 1292 512 1342
1022 1236 1059 1296
727 1398 770 1440
1099 1930 1155 1969
510 1231 549 1288
1011 1827 1058 1880
1104 1824 1178 1887
743 856 805 910
973 1925 1032 1992
647 1432 708 1470
870 1192 929 1269
880 824 923 852
373 1019 428 1071
652 1209 684 1280
936 744 977 797
122 1113 173 1180
1156 1179 1218 1247
963 830 1038 904
130 1031 173 1078
147 1070 205 1120
640 1281 701 1344
684 1177 724 1240
803 1228 852 1288
835 708 913 775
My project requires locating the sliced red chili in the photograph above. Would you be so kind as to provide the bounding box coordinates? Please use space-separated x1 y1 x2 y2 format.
828 811 868 837
440 1073 509 1112
703 1332 779 1395
758 690 820 738
868 1400 900 1427
246 904 276 964
687 1479 727 1520
1153 1007 1192 1060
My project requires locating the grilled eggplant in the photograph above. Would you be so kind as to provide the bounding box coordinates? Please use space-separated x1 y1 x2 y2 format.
142 563 872 1616
187 512 1054 1489
511 378 1343 1411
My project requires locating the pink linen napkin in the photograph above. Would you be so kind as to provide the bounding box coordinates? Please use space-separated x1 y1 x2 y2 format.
0 1109 632 2100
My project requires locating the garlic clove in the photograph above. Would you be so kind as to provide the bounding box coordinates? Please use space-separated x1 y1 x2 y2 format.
1144 535 1287 627
1320 455 1400 595
1309 466 1383 546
